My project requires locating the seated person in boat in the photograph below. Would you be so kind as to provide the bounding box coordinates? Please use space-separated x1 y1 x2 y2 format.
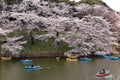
100 69 105 74
31 65 34 67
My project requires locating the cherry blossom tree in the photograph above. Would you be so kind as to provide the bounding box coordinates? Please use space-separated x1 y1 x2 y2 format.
0 14 27 57
1 36 27 57
1 0 120 56
35 15 118 56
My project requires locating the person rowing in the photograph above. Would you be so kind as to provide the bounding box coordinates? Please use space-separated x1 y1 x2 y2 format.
99 69 105 74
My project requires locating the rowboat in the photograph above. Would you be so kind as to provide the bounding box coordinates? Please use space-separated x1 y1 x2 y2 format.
56 57 60 61
103 56 114 59
110 57 119 60
1 57 12 61
21 59 33 63
96 54 106 58
66 58 78 62
80 57 92 61
25 65 41 70
96 70 110 77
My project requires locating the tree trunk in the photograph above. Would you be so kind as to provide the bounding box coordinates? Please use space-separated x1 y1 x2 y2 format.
29 31 35 45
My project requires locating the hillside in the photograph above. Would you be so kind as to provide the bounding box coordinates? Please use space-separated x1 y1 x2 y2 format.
0 0 120 57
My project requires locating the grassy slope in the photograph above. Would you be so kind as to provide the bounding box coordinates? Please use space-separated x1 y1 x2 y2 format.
23 39 70 54
7 30 70 54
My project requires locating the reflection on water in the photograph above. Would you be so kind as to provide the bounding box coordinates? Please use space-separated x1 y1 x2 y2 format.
0 58 120 80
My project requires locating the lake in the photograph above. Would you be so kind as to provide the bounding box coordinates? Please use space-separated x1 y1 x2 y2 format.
0 58 120 80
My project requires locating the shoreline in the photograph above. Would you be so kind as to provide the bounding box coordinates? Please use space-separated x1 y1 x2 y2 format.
0 51 65 59
0 51 119 60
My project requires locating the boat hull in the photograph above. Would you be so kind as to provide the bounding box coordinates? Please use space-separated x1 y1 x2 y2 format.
66 58 78 62
80 58 92 61
111 57 119 60
1 57 12 60
21 59 33 63
96 73 109 77
25 66 41 70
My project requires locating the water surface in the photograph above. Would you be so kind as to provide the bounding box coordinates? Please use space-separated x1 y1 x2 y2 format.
0 58 120 80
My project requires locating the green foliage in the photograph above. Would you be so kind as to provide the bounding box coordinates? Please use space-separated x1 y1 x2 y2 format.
7 31 18 37
49 0 108 6
33 29 47 35
111 44 119 51
80 0 108 6
80 0 99 4
49 0 80 5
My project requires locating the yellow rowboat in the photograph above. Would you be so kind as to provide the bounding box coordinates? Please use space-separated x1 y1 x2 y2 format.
1 57 12 61
113 51 119 55
67 56 77 58
66 58 78 62
56 57 60 61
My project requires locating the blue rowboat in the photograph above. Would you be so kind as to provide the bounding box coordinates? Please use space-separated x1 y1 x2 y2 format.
80 57 92 61
110 57 119 60
103 56 114 59
96 54 106 58
21 59 33 63
96 54 114 59
25 65 41 70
